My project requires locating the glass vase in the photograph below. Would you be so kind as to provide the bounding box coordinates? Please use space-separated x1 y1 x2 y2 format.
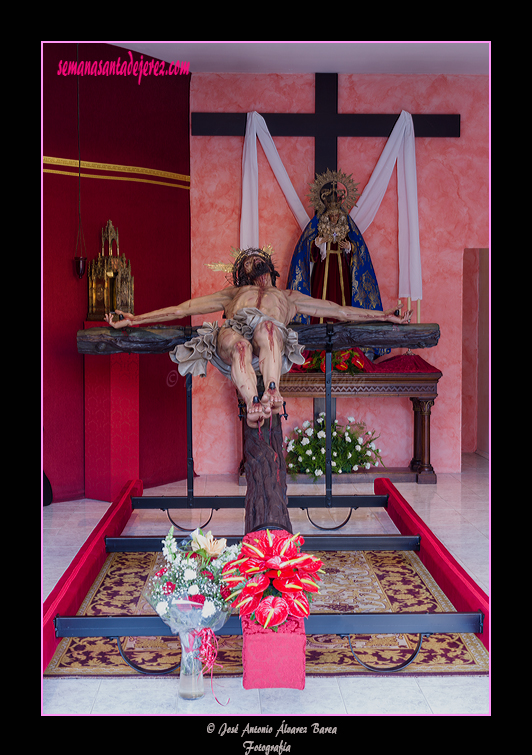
178 630 205 699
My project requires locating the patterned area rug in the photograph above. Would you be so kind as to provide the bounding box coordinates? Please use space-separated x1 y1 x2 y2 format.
44 549 488 677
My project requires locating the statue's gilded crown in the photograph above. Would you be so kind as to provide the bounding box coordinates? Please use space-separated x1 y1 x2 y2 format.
308 169 359 217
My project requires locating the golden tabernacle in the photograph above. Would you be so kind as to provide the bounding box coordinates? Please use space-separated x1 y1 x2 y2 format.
87 219 134 321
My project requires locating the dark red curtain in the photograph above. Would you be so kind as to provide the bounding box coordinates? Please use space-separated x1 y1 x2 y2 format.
43 43 191 500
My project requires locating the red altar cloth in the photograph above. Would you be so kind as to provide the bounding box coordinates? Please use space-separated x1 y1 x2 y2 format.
364 352 441 374
84 322 140 502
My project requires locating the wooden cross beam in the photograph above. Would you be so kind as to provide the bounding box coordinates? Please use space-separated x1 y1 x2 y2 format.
76 322 441 356
192 73 460 175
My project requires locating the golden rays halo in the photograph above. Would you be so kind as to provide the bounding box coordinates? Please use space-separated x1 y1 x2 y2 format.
308 169 359 217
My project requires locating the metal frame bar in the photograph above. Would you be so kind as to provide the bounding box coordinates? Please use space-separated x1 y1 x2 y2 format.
346 632 427 673
186 371 194 505
325 324 334 505
114 636 180 675
131 494 389 511
166 508 214 532
54 611 483 639
53 610 483 674
104 535 421 552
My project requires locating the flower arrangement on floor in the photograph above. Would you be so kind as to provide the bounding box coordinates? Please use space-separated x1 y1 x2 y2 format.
284 414 385 480
143 527 240 699
145 527 240 626
221 529 323 631
301 348 365 374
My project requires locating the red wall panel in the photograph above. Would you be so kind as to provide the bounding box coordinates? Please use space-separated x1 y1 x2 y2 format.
43 43 191 500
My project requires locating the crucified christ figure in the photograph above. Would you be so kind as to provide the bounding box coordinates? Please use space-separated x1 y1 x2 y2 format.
105 248 412 428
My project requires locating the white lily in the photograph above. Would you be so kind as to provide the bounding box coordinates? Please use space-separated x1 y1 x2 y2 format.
190 529 227 557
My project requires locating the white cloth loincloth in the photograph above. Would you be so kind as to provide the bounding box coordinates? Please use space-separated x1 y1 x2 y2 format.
169 307 305 378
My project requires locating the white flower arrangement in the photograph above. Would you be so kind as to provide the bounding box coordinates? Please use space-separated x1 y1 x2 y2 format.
284 415 384 480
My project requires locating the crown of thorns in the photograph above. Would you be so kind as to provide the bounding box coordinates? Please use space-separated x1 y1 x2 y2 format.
205 245 275 284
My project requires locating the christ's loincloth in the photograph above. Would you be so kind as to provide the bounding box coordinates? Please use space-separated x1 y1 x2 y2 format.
169 307 305 378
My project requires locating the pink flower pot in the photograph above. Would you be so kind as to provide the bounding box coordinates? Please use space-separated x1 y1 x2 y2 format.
242 616 306 689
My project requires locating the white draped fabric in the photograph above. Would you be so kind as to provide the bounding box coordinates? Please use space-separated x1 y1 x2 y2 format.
240 111 309 248
240 108 422 301
350 111 422 301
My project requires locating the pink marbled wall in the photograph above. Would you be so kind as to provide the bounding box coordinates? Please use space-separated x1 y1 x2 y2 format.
462 249 480 453
189 73 488 475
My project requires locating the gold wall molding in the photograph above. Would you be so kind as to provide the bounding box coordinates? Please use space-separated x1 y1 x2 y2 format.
42 156 190 190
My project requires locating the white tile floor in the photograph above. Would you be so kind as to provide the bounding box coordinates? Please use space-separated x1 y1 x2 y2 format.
42 453 490 716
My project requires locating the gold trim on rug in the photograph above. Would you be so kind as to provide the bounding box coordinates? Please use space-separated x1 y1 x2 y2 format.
42 156 190 189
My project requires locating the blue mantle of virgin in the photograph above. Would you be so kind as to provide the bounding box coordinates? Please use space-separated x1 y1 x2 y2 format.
286 215 389 357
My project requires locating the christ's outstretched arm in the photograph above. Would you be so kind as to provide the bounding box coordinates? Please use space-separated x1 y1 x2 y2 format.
104 288 237 328
288 290 412 324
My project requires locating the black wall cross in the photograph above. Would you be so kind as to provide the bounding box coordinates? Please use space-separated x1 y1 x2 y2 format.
191 73 460 176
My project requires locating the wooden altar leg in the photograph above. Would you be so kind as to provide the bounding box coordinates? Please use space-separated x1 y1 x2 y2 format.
410 398 436 484
410 398 423 472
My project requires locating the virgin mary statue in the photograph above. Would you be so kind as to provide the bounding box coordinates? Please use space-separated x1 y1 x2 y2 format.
286 170 387 356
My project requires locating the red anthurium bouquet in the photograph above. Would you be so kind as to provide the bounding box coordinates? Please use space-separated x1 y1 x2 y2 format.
221 529 323 630
302 348 366 374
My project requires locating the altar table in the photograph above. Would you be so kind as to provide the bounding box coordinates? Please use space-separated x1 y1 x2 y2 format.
280 370 442 484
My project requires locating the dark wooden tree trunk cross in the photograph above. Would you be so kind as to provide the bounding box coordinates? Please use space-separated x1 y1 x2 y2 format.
243 412 292 534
